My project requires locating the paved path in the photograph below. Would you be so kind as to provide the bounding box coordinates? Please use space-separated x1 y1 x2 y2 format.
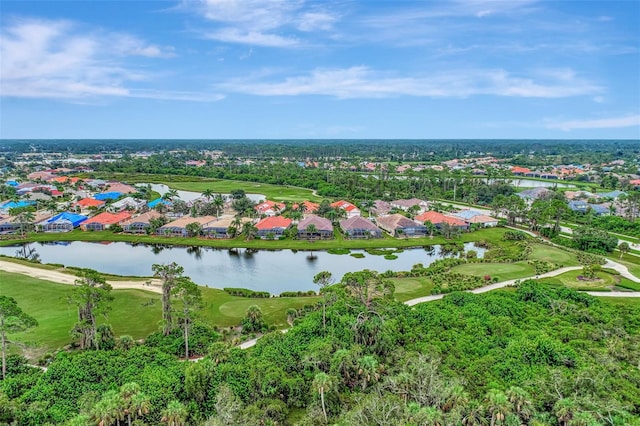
602 259 640 283
0 260 163 294
405 266 582 306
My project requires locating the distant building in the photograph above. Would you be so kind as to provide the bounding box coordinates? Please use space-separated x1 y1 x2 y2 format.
255 200 286 217
158 215 217 237
331 200 361 218
414 211 469 230
390 198 429 213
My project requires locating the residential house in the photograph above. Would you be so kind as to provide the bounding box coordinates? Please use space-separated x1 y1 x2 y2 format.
0 212 52 234
81 211 132 231
511 166 531 175
255 200 286 217
94 191 122 201
568 201 610 216
465 214 499 227
75 198 105 213
390 198 429 213
414 211 469 231
108 196 145 212
598 190 626 200
376 214 427 237
38 212 88 232
331 200 361 218
256 216 292 239
157 215 217 237
121 211 163 233
202 216 251 239
105 182 138 194
297 215 334 240
0 200 36 214
147 198 172 209
339 216 382 239
370 200 392 217
516 187 553 203
292 200 319 214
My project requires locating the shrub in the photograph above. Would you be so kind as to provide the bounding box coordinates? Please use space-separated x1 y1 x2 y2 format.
223 288 271 298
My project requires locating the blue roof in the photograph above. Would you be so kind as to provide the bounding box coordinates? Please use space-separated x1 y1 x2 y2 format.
588 204 610 215
452 210 483 220
1 200 36 210
94 191 122 201
598 190 626 199
147 198 172 208
44 212 88 227
5 181 19 186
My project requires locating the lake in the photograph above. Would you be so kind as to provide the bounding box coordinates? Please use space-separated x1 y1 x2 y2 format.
0 242 485 294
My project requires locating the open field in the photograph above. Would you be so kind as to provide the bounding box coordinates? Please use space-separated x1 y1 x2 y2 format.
0 226 510 250
1 271 319 356
97 173 322 202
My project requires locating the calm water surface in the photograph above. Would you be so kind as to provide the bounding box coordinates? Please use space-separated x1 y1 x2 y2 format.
1 242 484 294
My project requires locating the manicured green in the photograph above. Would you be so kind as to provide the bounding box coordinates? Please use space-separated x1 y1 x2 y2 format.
528 243 580 266
102 173 322 202
537 269 618 291
449 261 536 282
1 272 161 355
392 277 434 302
1 271 319 355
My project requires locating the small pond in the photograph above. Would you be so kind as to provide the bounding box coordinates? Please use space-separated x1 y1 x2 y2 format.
0 242 485 294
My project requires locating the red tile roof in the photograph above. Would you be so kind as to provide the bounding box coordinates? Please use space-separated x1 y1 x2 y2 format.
82 211 131 226
256 216 292 230
75 198 105 208
510 166 531 174
415 211 467 226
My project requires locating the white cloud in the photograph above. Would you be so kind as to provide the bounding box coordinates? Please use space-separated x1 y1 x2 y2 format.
0 17 219 102
217 66 601 99
547 115 640 131
187 0 338 47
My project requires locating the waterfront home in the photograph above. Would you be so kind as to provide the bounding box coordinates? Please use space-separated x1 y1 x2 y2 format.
157 215 218 237
38 212 88 232
105 182 139 194
80 211 132 231
202 215 252 238
376 214 427 237
516 187 553 203
415 211 469 230
568 201 610 216
597 190 626 200
339 216 382 239
121 211 163 233
297 215 334 240
331 200 361 218
451 210 499 227
255 200 286 217
147 198 172 209
390 198 429 213
256 216 292 239
0 212 52 234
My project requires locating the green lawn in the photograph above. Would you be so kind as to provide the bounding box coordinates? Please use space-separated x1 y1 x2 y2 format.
537 269 618 291
449 261 536 282
98 173 322 202
1 271 319 357
392 277 434 302
528 243 580 266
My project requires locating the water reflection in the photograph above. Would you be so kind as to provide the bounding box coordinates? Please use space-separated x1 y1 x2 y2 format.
0 241 485 294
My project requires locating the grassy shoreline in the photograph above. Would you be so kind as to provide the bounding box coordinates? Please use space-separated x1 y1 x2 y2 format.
0 226 508 249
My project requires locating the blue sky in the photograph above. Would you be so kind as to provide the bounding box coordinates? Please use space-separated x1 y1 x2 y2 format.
1 0 639 139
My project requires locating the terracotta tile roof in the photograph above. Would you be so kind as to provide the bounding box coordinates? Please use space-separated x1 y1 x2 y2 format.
376 214 421 230
256 216 292 230
75 198 105 208
121 210 163 226
82 211 132 226
415 211 467 226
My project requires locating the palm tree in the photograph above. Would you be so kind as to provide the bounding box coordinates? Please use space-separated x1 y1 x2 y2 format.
130 392 151 424
201 188 214 201
161 400 187 426
568 411 598 426
505 386 532 421
241 221 258 241
162 189 179 202
485 389 511 426
443 384 470 413
213 193 224 218
313 372 335 424
554 398 577 426
459 400 486 426
119 383 141 426
357 355 380 390
305 223 318 239
313 271 334 333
